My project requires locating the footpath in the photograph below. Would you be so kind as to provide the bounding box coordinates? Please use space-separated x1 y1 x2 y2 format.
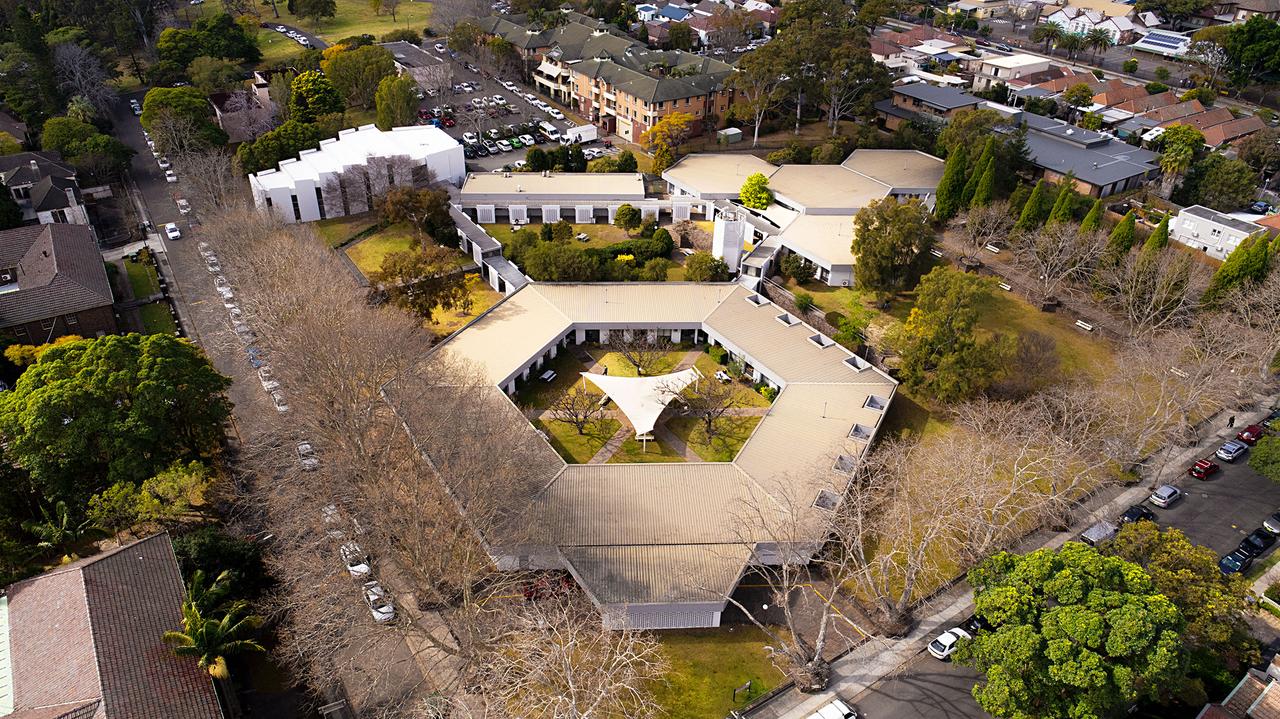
748 394 1280 719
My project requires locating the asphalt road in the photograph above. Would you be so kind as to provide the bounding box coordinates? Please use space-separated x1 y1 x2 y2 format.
261 22 329 50
852 654 986 719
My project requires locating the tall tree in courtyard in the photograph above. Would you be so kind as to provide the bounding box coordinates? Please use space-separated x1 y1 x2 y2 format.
371 247 470 322
1014 178 1052 231
1078 198 1104 233
852 197 934 295
288 70 343 123
728 43 787 147
321 44 396 110
961 137 996 208
933 144 968 222
1046 176 1078 225
1101 209 1137 267
374 74 417 130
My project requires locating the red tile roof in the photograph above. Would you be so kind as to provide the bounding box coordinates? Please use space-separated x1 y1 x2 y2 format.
1202 115 1266 147
1162 107 1234 131
1093 83 1149 106
1140 99 1204 122
1112 90 1178 114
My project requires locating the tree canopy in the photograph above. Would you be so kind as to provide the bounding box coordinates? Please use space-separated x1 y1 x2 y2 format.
851 197 933 294
322 44 396 109
957 542 1185 719
288 71 344 124
374 74 418 131
683 251 731 282
739 172 774 210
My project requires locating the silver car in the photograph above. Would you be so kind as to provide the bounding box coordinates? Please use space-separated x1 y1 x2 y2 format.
1148 484 1183 508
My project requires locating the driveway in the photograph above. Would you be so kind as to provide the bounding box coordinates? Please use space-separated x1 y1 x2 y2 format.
260 22 329 50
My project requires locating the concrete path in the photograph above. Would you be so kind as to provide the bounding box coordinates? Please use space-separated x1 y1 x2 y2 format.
587 423 632 465
653 422 701 461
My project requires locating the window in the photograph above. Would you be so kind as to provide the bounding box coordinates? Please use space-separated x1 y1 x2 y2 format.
1210 228 1222 237
40 318 55 332
13 326 28 339
315 187 327 220
290 194 301 221
64 313 78 326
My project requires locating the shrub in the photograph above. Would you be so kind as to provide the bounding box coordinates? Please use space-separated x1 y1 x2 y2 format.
795 291 815 314
381 28 422 43
1145 81 1169 95
1252 436 1280 481
759 385 778 402
824 310 845 327
1268 581 1280 605
173 527 269 598
639 219 659 239
708 345 728 364
1122 58 1139 73
782 254 815 284
652 228 672 247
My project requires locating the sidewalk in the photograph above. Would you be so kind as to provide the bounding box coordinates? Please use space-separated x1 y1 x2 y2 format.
753 393 1279 719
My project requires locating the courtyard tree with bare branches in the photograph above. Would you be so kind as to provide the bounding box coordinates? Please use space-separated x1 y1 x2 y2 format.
547 383 605 435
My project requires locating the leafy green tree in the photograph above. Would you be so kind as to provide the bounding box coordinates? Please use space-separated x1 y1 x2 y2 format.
890 266 1009 402
0 335 232 506
141 86 229 150
1158 124 1205 196
960 138 995 208
288 70 344 123
87 482 144 534
1046 176 1077 225
683 251 731 282
638 257 673 281
1205 231 1273 302
568 143 587 172
187 56 241 95
1080 111 1103 130
740 172 774 210
372 247 470 321
193 12 261 63
667 21 694 50
1178 155 1257 212
22 500 95 551
156 28 203 68
1143 214 1170 254
552 220 575 242
615 150 638 173
1253 435 1280 481
651 144 675 175
614 204 642 233
1101 210 1137 266
374 74 417 131
1014 178 1051 231
235 120 322 175
933 144 968 221
1079 198 1104 233
173 526 269 598
971 157 995 207
852 197 934 294
1105 522 1258 698
41 117 97 155
1061 82 1095 110
526 147 550 172
957 543 1184 719
448 21 483 52
0 132 22 155
540 223 554 244
782 253 816 284
295 0 339 26
937 108 1002 157
67 134 135 182
522 243 602 281
164 598 264 681
322 45 396 109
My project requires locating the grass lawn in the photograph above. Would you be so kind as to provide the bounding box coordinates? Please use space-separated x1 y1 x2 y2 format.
667 416 762 462
254 28 306 67
536 417 621 464
973 291 1114 380
691 354 772 408
653 627 787 719
138 302 178 335
481 222 636 251
666 263 686 281
426 273 503 338
314 212 382 248
516 353 595 408
608 434 684 463
124 259 161 300
344 224 471 279
299 0 432 42
586 349 686 377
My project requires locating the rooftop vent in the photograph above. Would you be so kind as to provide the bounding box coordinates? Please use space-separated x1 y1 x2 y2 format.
843 355 871 371
808 333 834 349
833 454 857 474
775 312 798 327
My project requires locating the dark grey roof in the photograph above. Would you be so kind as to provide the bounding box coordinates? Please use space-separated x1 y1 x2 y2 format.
1010 119 1160 187
1182 205 1264 234
893 83 981 110
0 224 115 328
0 152 74 189
379 41 444 69
29 175 81 212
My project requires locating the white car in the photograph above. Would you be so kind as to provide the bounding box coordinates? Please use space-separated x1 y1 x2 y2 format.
164 170 177 183
321 504 344 538
176 198 191 214
216 286 234 300
491 94 507 105
342 542 371 576
270 389 289 413
434 42 447 52
1148 484 1183 508
163 222 181 240
258 365 279 391
157 156 171 169
233 322 256 344
213 275 230 289
496 139 512 152
462 131 478 144
297 441 321 471
928 627 971 660
228 306 243 323
362 580 395 623
805 698 859 719
472 97 487 108
205 258 221 273
547 108 565 120
275 25 287 32
519 133 536 146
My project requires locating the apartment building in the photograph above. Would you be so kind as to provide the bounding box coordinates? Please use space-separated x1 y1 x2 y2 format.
1170 205 1265 260
874 83 982 130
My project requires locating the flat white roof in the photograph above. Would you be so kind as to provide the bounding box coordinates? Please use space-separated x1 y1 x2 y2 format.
460 171 647 200
777 214 857 267
250 124 460 190
982 53 1050 69
769 164 890 212
662 154 777 197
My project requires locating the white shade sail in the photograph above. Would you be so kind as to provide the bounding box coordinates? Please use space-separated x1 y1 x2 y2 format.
582 368 701 437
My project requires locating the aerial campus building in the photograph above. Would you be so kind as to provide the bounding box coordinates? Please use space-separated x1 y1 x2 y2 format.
384 282 896 630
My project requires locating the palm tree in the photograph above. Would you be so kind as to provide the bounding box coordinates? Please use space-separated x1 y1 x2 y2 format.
163 600 264 680
1085 28 1114 60
22 501 95 551
1058 32 1087 60
1031 21 1063 53
186 569 236 615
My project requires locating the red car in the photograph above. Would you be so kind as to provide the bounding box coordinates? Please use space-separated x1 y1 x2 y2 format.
442 116 456 127
1238 425 1266 445
1188 458 1220 480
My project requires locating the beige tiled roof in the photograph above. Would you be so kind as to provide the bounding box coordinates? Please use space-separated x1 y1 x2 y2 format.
773 214 857 269
437 285 572 386
563 544 749 604
840 149 946 190
768 164 890 212
661 153 778 198
530 283 734 325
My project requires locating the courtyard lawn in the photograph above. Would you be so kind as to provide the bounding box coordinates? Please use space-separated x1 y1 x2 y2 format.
344 224 471 279
254 28 305 67
481 222 635 251
972 291 1114 380
586 349 686 378
426 273 503 338
691 353 773 408
667 416 762 462
314 212 381 248
608 434 684 463
301 0 432 42
516 353 596 408
536 417 621 464
653 627 787 719
138 302 178 335
124 259 161 300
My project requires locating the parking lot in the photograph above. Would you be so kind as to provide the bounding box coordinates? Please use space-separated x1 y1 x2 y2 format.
414 51 623 172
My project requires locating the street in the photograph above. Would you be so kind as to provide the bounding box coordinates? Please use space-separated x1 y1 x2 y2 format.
853 654 985 719
1150 442 1280 557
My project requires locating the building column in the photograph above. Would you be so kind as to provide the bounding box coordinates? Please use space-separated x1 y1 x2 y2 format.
646 329 657 343
622 329 633 341
549 345 558 360
522 366 531 380
576 328 587 344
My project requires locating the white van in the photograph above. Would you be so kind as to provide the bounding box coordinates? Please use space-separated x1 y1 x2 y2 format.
538 121 561 142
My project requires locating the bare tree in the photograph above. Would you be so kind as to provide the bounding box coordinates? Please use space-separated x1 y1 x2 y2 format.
221 90 278 140
430 0 490 33
1218 272 1280 380
949 200 1014 262
546 383 605 434
1010 222 1107 305
607 333 672 377
175 148 245 211
1097 248 1207 337
52 43 118 118
667 375 743 439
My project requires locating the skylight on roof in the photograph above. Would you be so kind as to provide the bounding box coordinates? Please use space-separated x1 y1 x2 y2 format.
849 423 874 441
813 489 840 511
808 333 834 348
844 355 871 371
775 312 798 327
864 394 888 411
745 293 767 306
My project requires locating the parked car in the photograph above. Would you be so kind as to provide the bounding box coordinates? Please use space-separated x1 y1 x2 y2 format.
363 580 395 623
297 441 320 471
1148 485 1183 508
1188 458 1220 480
508 136 523 149
1239 528 1276 557
496 139 512 152
473 143 490 157
927 627 971 660
1219 548 1254 575
482 140 499 155
164 170 177 183
520 133 537 146
130 99 142 115
1079 520 1118 547
434 42 447 52
206 258 221 273
157 156 171 169
1264 511 1280 535
1217 439 1249 462
176 198 191 214
275 25 286 32
1250 201 1272 214
961 614 992 635
1120 503 1156 524
163 222 181 240
805 698 859 719
233 322 256 344
341 541 371 576
1237 424 1266 445
1263 407 1280 431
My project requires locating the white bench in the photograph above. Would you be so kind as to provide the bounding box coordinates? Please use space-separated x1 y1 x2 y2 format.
1074 320 1094 332
998 282 1012 291
929 248 944 258
984 243 1001 254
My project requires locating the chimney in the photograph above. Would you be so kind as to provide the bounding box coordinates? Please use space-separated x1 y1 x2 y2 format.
65 187 76 206
29 159 38 172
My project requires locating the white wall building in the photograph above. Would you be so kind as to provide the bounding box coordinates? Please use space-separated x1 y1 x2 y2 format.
1170 205 1264 260
249 124 465 224
971 53 1053 92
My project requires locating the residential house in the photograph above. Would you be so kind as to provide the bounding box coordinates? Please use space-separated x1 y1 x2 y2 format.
0 152 91 227
0 223 117 342
1212 0 1280 21
1040 6 1137 43
1 533 225 719
875 83 983 130
0 108 29 146
637 3 661 21
1092 82 1150 107
1139 99 1204 122
973 53 1054 92
1201 115 1266 148
1170 204 1264 259
380 40 452 94
658 4 692 21
1197 661 1280 718
1163 106 1235 132
1111 89 1179 114
948 0 1010 18
646 20 672 45
1012 112 1161 196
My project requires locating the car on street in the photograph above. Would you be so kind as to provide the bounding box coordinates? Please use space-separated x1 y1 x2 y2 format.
164 170 177 183
176 198 191 214
927 627 971 660
520 133 537 146
157 156 171 169
1148 485 1183 508
1250 201 1273 214
341 542 371 576
297 441 321 471
1217 439 1249 462
270 389 289 413
363 580 395 623
129 99 142 115
216 285 234 300
805 698 859 719
961 614 992 635
258 365 279 391
229 307 242 324
275 25 286 31
1079 520 1118 547
435 42 447 52
1264 511 1280 534
1219 548 1254 574
1237 424 1266 445
163 222 181 240
1120 503 1156 524
1239 528 1277 557
496 139 513 152
233 322 256 344
1188 458 1220 480
206 258 221 272
213 275 229 289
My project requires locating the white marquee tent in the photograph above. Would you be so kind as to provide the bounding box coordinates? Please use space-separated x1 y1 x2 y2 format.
581 368 701 437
